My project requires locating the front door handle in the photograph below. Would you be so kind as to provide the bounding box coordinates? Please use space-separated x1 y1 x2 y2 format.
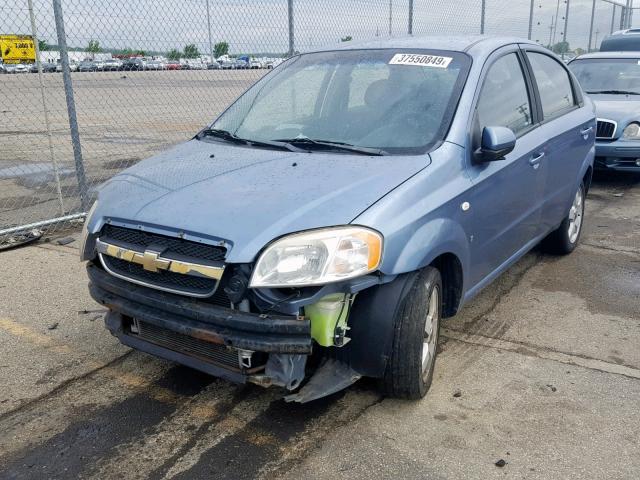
529 152 545 168
580 126 593 138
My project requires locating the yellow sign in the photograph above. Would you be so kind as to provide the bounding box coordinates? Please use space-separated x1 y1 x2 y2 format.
0 34 36 64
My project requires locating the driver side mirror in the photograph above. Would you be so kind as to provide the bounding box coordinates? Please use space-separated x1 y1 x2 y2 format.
474 126 516 162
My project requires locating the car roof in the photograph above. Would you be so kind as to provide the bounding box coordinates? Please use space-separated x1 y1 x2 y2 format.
573 51 640 60
606 28 640 37
310 35 537 56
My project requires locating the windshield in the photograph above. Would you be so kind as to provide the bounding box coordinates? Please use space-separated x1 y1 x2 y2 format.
569 58 640 95
210 49 470 154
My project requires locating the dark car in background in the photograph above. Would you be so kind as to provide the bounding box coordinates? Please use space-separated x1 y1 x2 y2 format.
600 29 640 52
30 62 57 73
78 60 98 72
569 52 640 172
121 58 145 71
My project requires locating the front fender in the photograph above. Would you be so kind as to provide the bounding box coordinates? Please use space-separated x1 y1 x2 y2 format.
383 217 470 280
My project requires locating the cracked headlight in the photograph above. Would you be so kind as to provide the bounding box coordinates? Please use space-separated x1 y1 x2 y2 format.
250 227 383 288
623 122 640 140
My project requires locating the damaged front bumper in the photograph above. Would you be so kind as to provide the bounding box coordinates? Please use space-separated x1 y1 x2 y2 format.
87 257 412 402
88 263 314 385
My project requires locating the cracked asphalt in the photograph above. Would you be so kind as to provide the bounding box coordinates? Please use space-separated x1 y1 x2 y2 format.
0 172 638 480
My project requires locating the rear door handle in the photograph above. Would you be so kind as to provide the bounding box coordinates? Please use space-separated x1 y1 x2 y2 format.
529 152 545 168
580 126 593 137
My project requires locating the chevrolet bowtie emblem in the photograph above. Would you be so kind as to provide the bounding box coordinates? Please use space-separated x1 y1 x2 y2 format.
95 239 224 280
139 249 170 272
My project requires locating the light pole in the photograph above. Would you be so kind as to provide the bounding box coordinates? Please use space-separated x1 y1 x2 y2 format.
588 0 597 51
528 0 535 40
562 0 570 44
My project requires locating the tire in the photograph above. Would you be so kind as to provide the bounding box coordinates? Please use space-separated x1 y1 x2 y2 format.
543 182 585 255
382 266 442 399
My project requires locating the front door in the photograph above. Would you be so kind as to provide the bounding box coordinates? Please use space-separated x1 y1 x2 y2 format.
464 50 547 289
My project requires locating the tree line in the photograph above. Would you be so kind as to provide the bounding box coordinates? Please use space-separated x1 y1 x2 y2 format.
37 39 231 60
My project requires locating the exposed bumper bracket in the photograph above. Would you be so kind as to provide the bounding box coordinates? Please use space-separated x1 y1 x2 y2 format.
284 358 361 403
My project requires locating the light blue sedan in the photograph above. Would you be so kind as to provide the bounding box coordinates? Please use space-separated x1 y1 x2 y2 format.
82 36 594 402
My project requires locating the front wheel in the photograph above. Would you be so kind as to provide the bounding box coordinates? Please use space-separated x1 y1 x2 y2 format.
382 267 442 399
543 182 586 255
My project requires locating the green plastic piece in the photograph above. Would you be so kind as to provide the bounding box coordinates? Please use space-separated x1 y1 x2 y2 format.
305 293 350 347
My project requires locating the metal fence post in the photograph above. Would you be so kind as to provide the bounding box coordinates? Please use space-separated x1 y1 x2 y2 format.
52 0 89 212
206 0 214 63
408 0 413 35
288 0 295 56
611 5 616 34
588 0 597 51
480 0 486 34
562 0 570 44
528 0 535 39
28 0 65 217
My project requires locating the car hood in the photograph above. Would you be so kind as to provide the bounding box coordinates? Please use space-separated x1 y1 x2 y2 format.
592 95 640 128
91 139 430 262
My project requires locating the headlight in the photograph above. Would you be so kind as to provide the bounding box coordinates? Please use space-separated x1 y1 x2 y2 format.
623 122 640 140
79 200 98 259
250 227 383 287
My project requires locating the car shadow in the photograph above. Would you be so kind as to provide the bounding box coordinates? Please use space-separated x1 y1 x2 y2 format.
591 169 640 189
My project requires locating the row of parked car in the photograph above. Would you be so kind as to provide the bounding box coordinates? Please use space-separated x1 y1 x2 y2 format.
1 56 281 74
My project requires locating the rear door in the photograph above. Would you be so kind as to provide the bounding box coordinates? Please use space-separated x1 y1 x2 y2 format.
522 49 594 230
465 47 549 288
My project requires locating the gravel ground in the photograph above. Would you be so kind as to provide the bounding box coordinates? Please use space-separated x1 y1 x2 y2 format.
0 171 638 479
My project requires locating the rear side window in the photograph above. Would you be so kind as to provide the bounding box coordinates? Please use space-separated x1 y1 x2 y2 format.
527 52 575 120
476 53 533 136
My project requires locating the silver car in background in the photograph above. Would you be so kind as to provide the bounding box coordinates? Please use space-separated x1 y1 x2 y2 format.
145 60 166 70
4 63 29 73
569 52 640 172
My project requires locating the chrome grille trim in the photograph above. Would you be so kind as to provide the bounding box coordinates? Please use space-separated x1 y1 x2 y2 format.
97 225 227 298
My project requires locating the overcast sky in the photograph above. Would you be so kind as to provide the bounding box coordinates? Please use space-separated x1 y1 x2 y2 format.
3 0 638 54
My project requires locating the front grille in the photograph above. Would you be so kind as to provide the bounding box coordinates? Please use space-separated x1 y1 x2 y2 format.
101 256 230 304
102 225 226 262
596 120 616 139
132 320 240 370
99 225 227 298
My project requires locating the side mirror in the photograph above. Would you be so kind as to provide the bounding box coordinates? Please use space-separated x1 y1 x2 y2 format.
474 126 516 162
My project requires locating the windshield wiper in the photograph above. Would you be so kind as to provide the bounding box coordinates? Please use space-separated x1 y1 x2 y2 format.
586 90 640 96
198 128 303 152
272 136 387 156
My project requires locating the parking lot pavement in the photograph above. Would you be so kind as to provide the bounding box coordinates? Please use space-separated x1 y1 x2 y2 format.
1 70 263 229
0 173 638 479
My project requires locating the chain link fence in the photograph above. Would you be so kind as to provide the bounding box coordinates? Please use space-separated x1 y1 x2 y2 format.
0 0 637 243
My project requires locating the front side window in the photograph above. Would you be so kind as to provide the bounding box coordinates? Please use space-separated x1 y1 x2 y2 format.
568 57 640 95
527 52 575 119
476 53 532 136
211 49 471 154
